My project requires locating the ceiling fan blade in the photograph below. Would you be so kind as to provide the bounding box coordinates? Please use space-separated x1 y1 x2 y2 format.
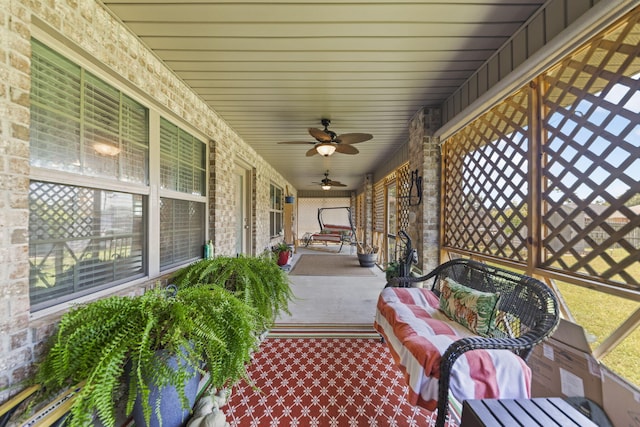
308 127 333 142
328 181 347 187
334 133 373 144
334 144 359 155
305 147 319 157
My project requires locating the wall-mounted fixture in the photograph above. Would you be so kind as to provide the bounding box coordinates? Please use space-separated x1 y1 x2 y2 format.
399 169 423 205
409 169 423 206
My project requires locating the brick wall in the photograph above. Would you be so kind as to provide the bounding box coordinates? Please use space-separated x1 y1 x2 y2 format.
0 0 293 399
0 0 33 400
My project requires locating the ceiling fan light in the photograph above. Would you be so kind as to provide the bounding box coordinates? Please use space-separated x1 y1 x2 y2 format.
315 143 336 156
321 184 331 190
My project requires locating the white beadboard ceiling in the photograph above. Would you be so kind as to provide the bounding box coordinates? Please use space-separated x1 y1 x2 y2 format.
102 0 545 191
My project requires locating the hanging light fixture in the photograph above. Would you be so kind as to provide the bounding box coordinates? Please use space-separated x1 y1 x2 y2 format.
321 184 331 190
315 143 336 157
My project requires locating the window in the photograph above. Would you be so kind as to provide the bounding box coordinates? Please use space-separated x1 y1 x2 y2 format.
30 39 149 184
270 184 283 237
160 118 206 195
29 39 149 309
159 118 207 269
29 182 145 307
159 199 205 268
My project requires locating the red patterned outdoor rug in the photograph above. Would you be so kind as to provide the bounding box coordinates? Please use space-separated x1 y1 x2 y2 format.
225 337 460 427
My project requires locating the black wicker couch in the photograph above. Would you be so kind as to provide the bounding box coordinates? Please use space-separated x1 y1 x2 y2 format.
380 258 560 427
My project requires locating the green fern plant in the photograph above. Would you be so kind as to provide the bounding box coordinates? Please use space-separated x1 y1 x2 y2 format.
35 285 259 427
172 254 294 331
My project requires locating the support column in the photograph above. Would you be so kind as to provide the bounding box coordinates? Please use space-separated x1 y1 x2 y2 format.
408 108 441 273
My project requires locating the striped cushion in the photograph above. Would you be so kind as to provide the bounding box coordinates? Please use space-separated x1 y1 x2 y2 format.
374 286 531 411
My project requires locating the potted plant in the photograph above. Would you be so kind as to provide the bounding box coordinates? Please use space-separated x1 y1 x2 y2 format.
385 261 400 282
34 285 259 427
171 254 294 332
356 244 378 267
272 242 292 266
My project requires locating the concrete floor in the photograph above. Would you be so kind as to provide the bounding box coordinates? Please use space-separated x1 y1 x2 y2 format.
276 245 387 325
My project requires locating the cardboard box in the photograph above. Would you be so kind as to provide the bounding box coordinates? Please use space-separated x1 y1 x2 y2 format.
601 366 640 427
527 319 640 427
529 319 603 405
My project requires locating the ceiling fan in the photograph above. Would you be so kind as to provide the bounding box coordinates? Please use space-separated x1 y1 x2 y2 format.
312 171 347 190
278 119 373 157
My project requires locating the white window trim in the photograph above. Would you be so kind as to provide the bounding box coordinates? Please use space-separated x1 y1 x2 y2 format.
29 25 212 309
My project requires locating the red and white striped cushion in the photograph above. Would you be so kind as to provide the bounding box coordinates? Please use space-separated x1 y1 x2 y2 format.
374 286 531 411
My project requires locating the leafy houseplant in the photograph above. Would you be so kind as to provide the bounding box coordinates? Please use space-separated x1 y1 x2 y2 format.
385 261 400 282
272 242 292 266
172 254 294 331
35 285 259 427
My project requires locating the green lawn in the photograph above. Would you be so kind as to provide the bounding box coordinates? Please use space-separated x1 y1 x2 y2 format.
556 282 640 387
483 249 640 387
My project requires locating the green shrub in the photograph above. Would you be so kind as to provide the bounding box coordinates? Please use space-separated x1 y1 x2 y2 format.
172 254 294 331
35 286 258 427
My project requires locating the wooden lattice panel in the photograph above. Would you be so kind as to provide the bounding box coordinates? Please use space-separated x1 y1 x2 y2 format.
373 180 385 233
541 10 640 289
396 163 411 233
443 89 530 261
384 172 397 237
356 192 365 239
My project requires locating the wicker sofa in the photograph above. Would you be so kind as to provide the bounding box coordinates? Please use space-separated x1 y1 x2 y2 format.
374 258 560 427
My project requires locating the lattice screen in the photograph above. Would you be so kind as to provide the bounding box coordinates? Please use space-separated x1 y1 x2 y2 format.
541 11 640 289
356 192 365 239
373 180 385 233
443 89 530 262
396 163 411 233
443 8 640 291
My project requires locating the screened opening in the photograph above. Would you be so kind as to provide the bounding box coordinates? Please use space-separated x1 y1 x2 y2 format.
441 9 640 387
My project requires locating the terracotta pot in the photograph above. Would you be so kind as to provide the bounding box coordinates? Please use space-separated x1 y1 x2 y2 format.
277 251 290 266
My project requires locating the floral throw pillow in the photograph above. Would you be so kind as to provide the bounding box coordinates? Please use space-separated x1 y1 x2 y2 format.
439 277 500 337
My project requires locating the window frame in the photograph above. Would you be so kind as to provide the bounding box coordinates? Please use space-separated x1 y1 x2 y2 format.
28 31 210 312
269 184 284 238
158 117 208 271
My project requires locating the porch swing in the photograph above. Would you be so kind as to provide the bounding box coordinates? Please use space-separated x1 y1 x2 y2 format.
302 207 355 252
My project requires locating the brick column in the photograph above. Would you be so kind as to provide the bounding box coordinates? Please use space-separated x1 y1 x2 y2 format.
423 108 442 273
408 108 441 273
